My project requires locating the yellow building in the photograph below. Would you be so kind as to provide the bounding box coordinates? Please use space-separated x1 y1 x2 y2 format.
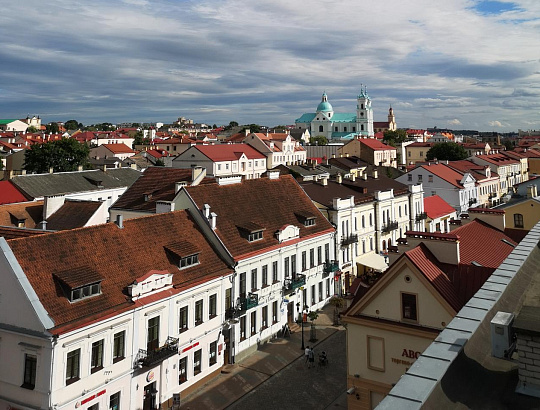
342 213 517 409
405 142 433 165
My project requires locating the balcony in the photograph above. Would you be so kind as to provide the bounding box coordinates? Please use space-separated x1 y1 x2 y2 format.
415 212 427 222
341 234 358 246
323 260 340 278
134 336 179 369
283 274 306 293
238 292 259 311
381 221 398 233
468 198 477 206
488 192 496 199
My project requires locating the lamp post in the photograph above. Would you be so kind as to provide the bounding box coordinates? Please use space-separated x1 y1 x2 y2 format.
296 302 305 350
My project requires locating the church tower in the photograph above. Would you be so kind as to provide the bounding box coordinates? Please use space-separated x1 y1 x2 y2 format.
356 85 374 137
388 106 397 131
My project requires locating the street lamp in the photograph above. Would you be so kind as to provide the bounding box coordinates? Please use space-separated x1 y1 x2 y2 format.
296 302 305 350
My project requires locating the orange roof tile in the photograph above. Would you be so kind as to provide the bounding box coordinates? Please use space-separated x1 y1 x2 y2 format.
193 144 265 161
359 138 395 151
423 195 456 219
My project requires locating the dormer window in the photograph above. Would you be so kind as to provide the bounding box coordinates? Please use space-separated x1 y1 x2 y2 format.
248 230 263 242
53 266 103 303
295 211 317 227
304 217 316 227
237 222 266 243
165 241 200 270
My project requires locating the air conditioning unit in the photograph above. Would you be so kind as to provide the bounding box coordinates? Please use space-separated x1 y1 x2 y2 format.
491 311 514 359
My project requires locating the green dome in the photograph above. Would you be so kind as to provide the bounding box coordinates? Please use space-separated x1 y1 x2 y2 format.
317 92 333 112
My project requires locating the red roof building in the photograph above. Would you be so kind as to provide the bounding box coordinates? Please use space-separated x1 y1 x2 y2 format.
0 181 28 205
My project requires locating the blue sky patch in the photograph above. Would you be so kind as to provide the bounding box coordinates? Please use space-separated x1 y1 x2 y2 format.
473 1 520 15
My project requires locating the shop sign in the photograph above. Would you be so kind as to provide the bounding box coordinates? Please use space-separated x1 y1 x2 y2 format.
146 370 155 382
181 341 199 353
402 349 421 359
77 389 106 407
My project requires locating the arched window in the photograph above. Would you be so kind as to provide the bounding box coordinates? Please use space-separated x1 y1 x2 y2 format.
382 240 387 251
369 214 373 226
319 125 323 132
514 213 524 228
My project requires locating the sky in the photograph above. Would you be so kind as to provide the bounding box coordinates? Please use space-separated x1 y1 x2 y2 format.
1 0 539 131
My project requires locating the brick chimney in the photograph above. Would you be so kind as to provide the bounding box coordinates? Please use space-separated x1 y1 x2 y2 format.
405 231 460 265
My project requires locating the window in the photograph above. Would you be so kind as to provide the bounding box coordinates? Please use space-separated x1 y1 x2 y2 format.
179 306 188 332
304 217 316 227
110 392 121 410
326 278 330 297
291 255 296 274
195 300 203 325
408 151 411 157
262 265 268 287
317 246 322 265
251 269 258 291
193 349 202 375
22 354 37 389
370 237 373 251
324 243 329 261
262 306 268 328
225 288 232 311
514 213 524 228
209 341 217 366
401 293 418 322
362 241 366 253
272 261 278 283
91 339 104 373
240 316 246 340
302 251 307 271
239 272 246 297
71 282 101 302
318 282 323 301
250 311 257 335
88 404 98 410
113 331 125 363
248 230 263 242
362 215 365 228
179 357 188 384
311 285 316 305
147 316 160 352
66 349 80 385
319 125 323 132
408 174 412 182
310 248 315 267
369 214 373 226
180 253 199 269
420 151 424 157
209 294 217 318
272 301 278 324
284 257 290 277
428 174 433 183
335 127 338 132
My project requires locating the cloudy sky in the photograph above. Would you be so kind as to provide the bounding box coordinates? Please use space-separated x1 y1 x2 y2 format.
1 0 539 131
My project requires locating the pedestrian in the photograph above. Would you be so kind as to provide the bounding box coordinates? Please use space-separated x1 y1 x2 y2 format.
304 346 310 364
308 346 315 368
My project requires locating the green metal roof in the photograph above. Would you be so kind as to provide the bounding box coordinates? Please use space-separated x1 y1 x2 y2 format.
295 113 316 123
0 119 20 125
316 101 333 112
330 113 356 122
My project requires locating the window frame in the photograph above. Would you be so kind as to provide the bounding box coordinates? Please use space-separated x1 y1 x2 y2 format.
209 294 217 318
193 349 202 375
113 331 125 363
179 306 189 333
195 299 204 326
66 348 81 386
22 353 37 390
401 292 418 322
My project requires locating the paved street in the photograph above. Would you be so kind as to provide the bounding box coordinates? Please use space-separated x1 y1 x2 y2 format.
227 329 347 410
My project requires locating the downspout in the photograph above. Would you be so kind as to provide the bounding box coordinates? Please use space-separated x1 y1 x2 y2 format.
48 334 58 410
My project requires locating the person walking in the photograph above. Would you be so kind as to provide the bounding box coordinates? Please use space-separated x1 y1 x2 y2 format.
308 346 315 368
304 346 310 365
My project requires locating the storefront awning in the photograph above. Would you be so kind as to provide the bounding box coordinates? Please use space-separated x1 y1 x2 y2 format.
357 253 388 271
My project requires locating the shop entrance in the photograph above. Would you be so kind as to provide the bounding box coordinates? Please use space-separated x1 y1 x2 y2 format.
143 381 157 410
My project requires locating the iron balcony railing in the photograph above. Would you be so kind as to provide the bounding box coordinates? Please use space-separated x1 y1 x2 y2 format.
134 336 178 369
323 260 340 277
382 221 398 233
283 274 306 292
415 212 427 222
341 234 358 246
238 292 259 311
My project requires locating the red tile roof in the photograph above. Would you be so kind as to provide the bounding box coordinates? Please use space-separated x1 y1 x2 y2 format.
420 163 466 188
102 143 135 154
424 195 456 219
0 201 43 228
0 181 28 205
192 144 265 161
405 243 461 311
7 210 233 334
186 175 334 260
476 153 520 166
46 200 103 230
359 138 395 151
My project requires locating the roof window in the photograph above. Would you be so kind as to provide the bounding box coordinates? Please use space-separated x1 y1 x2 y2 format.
237 222 265 242
165 241 200 269
53 266 103 303
295 211 317 227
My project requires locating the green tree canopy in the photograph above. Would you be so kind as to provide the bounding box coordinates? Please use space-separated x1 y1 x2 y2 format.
45 122 60 134
426 142 468 161
26 126 38 133
383 129 407 147
64 120 82 130
24 138 90 173
311 135 328 145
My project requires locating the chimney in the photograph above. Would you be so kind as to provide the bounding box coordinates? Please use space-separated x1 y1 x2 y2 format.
362 173 368 180
468 208 506 231
321 176 328 186
102 164 107 172
203 203 211 219
78 165 83 172
351 174 356 182
175 182 186 193
406 232 460 265
21 170 26 176
527 185 538 199
49 167 54 174
210 212 217 230
372 169 378 179
116 214 124 229
43 195 66 220
336 173 343 184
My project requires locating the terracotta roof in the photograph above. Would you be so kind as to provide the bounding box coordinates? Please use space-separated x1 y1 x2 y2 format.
420 163 467 188
0 181 28 205
111 167 213 213
405 243 462 312
0 201 43 228
424 195 456 219
46 200 103 230
0 226 48 240
185 175 334 259
7 210 233 333
452 219 516 268
193 144 266 161
102 143 135 154
359 138 395 151
476 153 520 166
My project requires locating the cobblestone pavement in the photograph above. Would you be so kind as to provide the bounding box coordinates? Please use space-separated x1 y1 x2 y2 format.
227 329 347 410
180 304 347 410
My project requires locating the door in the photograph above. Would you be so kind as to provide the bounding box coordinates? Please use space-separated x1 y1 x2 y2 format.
143 382 157 410
287 301 293 324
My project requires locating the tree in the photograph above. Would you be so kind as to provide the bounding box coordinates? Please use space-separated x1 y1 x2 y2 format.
310 135 328 146
64 120 81 130
154 158 165 166
426 142 468 161
26 126 38 133
24 138 90 173
383 129 407 147
46 122 60 134
503 139 514 151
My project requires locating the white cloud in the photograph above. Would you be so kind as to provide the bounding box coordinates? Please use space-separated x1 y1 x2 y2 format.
447 119 462 126
489 120 504 127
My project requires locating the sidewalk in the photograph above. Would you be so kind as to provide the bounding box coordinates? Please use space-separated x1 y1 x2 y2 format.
180 304 342 409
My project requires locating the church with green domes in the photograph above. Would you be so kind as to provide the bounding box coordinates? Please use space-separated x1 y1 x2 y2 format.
295 87 376 141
